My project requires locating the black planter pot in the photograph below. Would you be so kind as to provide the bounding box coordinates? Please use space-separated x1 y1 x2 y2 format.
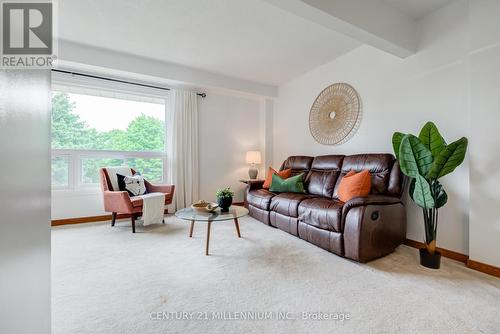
217 197 232 212
419 249 441 269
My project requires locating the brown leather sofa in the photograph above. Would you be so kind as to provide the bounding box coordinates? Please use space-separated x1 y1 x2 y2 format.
246 154 406 262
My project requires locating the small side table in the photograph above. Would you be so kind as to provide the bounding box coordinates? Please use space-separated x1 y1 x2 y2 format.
239 179 265 207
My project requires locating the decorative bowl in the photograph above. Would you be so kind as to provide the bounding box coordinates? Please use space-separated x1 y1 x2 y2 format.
191 200 219 213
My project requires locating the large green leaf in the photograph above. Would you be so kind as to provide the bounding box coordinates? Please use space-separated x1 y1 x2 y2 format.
427 137 468 179
392 132 405 161
399 134 433 178
419 122 446 157
432 180 448 208
408 178 415 201
413 174 435 209
411 178 448 209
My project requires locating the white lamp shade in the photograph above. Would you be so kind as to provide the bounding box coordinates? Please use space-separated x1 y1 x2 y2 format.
245 151 262 164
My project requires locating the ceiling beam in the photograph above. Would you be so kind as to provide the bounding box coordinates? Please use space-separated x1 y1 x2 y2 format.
264 0 417 58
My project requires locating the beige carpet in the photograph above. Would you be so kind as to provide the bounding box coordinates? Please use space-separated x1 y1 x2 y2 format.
52 215 500 334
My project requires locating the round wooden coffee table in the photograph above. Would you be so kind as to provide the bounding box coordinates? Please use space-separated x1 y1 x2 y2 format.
175 206 249 255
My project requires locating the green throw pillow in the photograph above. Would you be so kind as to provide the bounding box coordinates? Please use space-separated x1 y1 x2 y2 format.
269 173 305 193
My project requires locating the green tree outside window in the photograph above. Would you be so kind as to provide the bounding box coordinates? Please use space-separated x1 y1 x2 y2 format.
51 92 165 183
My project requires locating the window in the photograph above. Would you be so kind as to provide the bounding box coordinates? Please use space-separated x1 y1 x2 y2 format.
51 156 69 187
51 89 166 189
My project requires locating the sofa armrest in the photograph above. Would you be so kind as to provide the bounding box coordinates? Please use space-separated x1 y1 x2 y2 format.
102 190 133 213
342 195 402 217
247 180 265 191
341 195 406 262
145 181 175 200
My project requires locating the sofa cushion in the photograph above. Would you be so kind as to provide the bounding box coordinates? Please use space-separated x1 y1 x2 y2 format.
298 198 343 232
338 170 372 202
298 221 343 256
334 154 395 198
270 211 299 236
246 189 276 211
306 155 344 197
387 161 404 196
269 173 305 193
280 156 313 176
263 167 291 189
270 192 316 217
248 205 271 225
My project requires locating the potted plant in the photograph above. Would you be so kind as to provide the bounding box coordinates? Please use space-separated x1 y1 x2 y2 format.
216 187 234 212
392 122 468 269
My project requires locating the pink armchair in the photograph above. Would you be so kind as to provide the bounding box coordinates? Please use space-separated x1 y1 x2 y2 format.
99 168 175 233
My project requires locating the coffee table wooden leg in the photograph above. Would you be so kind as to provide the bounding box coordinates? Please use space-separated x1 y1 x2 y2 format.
205 221 212 256
189 220 195 237
234 217 241 238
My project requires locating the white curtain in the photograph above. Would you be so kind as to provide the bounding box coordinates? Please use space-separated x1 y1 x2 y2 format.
167 89 199 210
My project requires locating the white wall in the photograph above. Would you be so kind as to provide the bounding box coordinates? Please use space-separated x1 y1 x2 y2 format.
51 91 265 219
199 94 264 203
468 0 500 267
0 71 51 333
52 189 106 220
274 1 470 254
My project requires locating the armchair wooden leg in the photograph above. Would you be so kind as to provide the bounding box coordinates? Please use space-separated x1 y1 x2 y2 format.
111 212 117 227
131 214 136 233
162 208 168 224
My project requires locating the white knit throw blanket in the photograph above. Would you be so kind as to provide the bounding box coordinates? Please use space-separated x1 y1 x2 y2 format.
136 193 165 226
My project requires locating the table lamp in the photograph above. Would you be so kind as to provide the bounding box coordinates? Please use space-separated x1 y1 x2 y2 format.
245 151 262 179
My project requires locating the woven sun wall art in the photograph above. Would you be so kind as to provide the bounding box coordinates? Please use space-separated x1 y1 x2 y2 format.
309 83 362 145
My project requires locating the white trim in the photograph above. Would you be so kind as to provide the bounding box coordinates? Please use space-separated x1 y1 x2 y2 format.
51 154 73 190
52 149 166 190
53 148 164 158
52 70 170 102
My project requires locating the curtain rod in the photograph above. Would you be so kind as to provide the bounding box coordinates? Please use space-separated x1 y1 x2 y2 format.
51 69 207 98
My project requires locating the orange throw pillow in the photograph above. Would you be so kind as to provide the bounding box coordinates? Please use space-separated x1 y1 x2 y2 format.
263 167 292 189
338 170 371 202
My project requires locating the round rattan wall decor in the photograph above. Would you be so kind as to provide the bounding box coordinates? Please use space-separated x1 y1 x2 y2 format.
309 83 362 145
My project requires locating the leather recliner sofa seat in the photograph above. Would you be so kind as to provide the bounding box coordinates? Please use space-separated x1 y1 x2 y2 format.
246 154 406 262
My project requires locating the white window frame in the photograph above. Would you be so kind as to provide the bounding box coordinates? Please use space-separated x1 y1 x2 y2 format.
51 149 167 191
51 72 169 192
51 153 73 190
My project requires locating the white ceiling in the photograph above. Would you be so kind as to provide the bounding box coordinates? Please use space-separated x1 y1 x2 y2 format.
59 0 360 86
381 0 456 20
59 0 457 87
